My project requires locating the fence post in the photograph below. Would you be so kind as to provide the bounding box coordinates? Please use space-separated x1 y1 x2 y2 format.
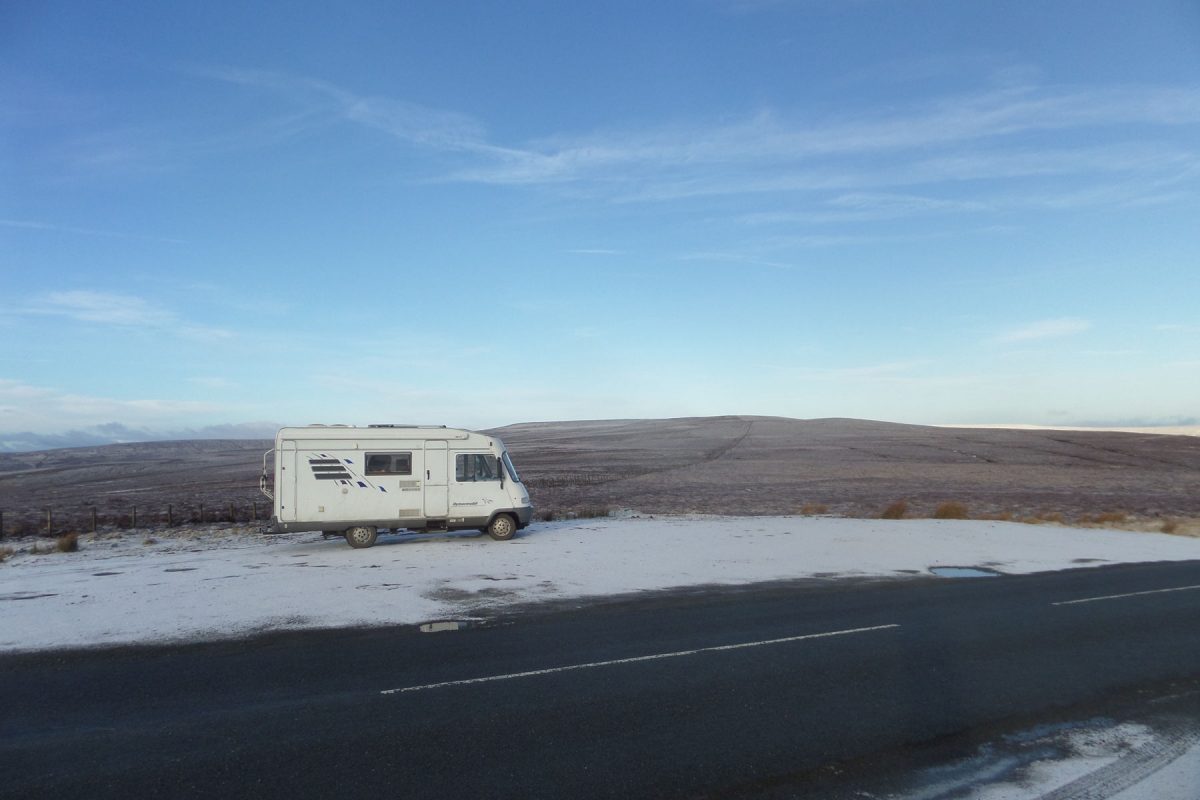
91 508 97 533
252 501 258 521
229 501 235 523
46 508 53 536
199 503 204 524
132 506 137 529
167 504 173 527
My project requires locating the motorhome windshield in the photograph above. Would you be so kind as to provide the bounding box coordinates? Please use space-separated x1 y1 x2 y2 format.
501 451 522 483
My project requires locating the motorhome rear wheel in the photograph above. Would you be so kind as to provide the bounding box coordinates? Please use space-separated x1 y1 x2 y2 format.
344 526 378 549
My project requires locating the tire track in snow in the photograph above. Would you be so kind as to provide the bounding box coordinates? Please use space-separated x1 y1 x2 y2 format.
1038 721 1200 800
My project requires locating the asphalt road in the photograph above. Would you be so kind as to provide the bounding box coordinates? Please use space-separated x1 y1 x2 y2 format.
4 561 1200 799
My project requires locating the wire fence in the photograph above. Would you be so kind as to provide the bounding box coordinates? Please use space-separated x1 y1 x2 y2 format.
0 501 268 539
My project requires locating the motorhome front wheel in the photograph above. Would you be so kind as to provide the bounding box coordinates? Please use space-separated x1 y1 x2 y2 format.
487 514 517 541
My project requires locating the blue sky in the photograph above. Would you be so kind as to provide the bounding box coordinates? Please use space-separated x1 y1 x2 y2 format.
2 1 1199 449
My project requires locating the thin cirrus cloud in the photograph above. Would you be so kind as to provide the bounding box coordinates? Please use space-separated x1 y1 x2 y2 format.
733 146 1199 224
738 192 990 225
195 68 1200 206
196 66 522 160
444 86 1200 188
0 377 279 451
0 218 187 244
992 318 1092 344
0 378 224 422
35 290 175 326
676 250 800 270
27 290 233 341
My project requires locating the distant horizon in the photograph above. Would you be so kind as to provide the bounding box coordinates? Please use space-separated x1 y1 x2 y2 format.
3 414 1198 454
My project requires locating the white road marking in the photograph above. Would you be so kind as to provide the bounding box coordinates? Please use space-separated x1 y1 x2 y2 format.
1052 584 1200 607
380 623 900 695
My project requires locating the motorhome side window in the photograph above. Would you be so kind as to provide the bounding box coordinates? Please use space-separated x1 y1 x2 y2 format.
365 452 413 476
456 453 500 482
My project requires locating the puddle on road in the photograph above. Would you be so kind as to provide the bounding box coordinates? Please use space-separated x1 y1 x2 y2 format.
930 566 1003 578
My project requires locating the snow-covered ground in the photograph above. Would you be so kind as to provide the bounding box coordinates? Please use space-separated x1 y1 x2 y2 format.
2 515 1198 653
890 717 1200 800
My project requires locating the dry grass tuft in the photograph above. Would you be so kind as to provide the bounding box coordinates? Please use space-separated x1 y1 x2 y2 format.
0 546 13 563
537 507 611 522
56 533 79 553
1025 511 1066 525
932 501 969 520
1161 519 1179 534
1080 511 1129 525
799 503 829 516
880 500 908 520
571 507 612 520
143 537 158 546
974 511 1014 521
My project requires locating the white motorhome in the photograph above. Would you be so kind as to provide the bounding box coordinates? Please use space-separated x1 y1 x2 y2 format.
260 425 533 548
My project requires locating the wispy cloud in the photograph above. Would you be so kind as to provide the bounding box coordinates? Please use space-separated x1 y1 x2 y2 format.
821 360 932 380
196 66 520 160
735 148 1199 223
192 69 1200 210
764 360 935 381
26 291 233 341
36 291 175 326
0 378 237 443
0 415 280 452
1082 349 1141 357
445 86 1200 189
676 251 800 270
0 218 186 244
187 376 238 390
751 192 989 223
30 65 1200 223
992 318 1092 344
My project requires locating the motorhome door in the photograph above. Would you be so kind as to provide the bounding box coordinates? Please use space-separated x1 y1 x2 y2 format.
424 441 448 517
278 440 297 521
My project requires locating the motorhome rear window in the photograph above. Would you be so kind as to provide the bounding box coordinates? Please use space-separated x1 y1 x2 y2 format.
456 453 500 482
365 452 413 475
